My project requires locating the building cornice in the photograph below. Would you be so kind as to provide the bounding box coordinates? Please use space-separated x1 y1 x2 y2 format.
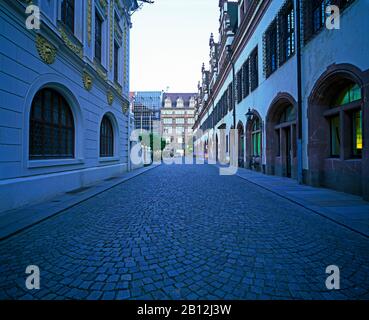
195 0 272 129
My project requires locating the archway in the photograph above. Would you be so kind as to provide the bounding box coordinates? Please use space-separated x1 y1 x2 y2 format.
266 93 297 178
308 64 367 196
246 110 262 171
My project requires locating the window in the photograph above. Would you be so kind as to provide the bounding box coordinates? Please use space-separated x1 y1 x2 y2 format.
100 115 114 157
252 118 262 157
250 47 258 91
114 42 119 82
330 115 340 157
187 118 195 125
228 83 233 111
236 70 243 103
242 59 250 99
265 21 278 78
29 89 74 160
163 118 172 124
176 127 184 134
176 98 184 108
95 13 103 63
331 83 361 106
279 105 296 123
279 1 295 65
61 0 75 33
352 110 362 157
176 118 185 125
325 81 362 158
164 98 172 108
303 0 355 44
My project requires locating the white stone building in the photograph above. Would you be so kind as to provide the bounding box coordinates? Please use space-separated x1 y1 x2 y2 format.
0 0 138 212
193 0 369 200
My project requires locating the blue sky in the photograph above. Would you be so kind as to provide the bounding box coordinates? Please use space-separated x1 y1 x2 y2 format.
130 0 219 93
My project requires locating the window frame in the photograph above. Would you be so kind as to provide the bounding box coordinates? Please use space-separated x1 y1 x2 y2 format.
29 88 75 160
61 0 75 33
100 115 114 158
95 12 103 64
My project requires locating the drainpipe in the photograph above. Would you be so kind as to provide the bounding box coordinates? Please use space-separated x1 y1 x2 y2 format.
296 0 303 184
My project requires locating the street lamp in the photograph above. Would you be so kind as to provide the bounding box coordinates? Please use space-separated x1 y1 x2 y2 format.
246 108 254 121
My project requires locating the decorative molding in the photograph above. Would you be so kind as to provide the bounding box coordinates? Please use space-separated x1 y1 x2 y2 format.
123 23 128 86
114 82 122 96
83 71 93 91
109 0 114 71
35 34 57 64
59 26 83 59
107 90 114 105
94 61 108 81
87 0 92 46
100 0 108 14
122 100 129 114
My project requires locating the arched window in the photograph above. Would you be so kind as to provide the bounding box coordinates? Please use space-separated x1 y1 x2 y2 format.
29 88 75 160
252 118 262 157
100 115 114 157
327 82 362 158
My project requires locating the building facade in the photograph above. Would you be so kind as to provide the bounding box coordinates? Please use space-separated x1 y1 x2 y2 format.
131 91 163 133
193 0 369 200
161 93 196 157
0 0 138 212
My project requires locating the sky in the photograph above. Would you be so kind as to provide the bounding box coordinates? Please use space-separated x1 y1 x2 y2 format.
130 0 220 93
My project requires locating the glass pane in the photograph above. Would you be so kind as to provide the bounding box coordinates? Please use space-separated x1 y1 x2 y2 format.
352 110 362 157
332 84 361 106
330 115 340 157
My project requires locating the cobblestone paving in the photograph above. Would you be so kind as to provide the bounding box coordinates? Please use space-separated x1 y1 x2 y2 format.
0 164 369 300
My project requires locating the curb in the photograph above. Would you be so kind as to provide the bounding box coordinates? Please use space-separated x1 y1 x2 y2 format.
0 164 161 241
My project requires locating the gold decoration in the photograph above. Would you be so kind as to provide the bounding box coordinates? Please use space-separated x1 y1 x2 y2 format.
122 101 129 114
114 82 122 96
87 0 92 46
94 62 108 81
59 27 83 58
83 71 93 91
35 34 57 64
107 90 114 105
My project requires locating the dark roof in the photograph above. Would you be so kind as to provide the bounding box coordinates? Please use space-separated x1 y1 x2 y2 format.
162 93 196 108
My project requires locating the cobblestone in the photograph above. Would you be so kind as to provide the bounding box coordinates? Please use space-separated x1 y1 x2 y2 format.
0 164 369 299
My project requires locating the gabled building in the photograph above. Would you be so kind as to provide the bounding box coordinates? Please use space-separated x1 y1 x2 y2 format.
0 0 138 212
193 0 369 200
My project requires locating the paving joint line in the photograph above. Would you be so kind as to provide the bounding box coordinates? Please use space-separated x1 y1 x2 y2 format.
0 164 161 242
234 170 369 240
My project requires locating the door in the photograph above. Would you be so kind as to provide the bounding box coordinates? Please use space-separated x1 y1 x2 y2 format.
285 127 292 177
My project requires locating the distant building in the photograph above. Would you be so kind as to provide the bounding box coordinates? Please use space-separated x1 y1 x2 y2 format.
0 0 138 212
161 93 196 156
131 91 163 133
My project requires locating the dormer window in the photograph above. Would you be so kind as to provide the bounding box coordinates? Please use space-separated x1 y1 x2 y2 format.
176 98 184 108
164 98 172 108
189 97 195 108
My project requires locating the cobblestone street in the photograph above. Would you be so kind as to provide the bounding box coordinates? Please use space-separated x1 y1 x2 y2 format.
0 164 369 300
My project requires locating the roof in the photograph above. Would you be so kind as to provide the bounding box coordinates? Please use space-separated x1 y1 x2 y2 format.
162 93 196 108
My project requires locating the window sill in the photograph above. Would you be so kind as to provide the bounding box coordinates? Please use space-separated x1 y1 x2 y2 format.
99 156 120 163
28 159 84 169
